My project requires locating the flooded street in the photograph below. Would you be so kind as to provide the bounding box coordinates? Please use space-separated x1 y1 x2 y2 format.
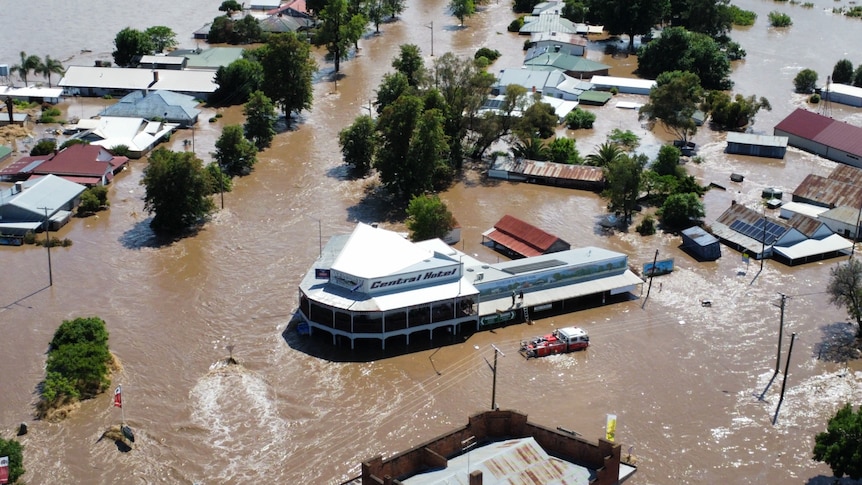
2 0 862 483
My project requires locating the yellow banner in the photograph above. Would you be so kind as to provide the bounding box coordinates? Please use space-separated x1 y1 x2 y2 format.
606 414 617 442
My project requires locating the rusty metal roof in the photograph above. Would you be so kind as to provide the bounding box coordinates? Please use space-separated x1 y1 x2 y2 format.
517 160 604 182
792 173 862 208
485 215 569 257
786 213 824 238
827 164 862 184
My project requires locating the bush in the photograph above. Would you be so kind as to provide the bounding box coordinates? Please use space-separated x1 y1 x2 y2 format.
728 5 757 25
60 138 89 150
76 186 109 216
31 139 57 156
794 68 818 93
40 106 62 123
23 231 37 244
474 47 501 62
610 87 619 95
768 11 792 27
507 16 525 32
109 144 130 157
565 108 597 129
809 93 821 104
636 215 657 235
40 317 112 413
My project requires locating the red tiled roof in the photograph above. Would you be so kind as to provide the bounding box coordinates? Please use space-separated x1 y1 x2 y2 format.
485 215 569 257
774 108 862 158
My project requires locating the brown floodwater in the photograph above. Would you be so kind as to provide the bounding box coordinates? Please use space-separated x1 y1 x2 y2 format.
2 0 862 483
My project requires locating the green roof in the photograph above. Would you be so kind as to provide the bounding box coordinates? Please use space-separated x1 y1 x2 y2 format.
578 91 613 105
524 53 609 74
0 145 12 161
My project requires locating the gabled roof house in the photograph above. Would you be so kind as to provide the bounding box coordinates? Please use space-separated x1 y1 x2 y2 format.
30 144 129 186
0 174 86 237
482 214 571 258
99 90 201 127
70 116 178 159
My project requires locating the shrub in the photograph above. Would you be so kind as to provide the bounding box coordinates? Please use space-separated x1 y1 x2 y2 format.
768 11 792 27
60 138 89 150
794 68 818 93
31 139 57 156
474 56 490 68
609 87 619 95
507 16 525 32
474 47 501 62
636 215 657 235
728 5 757 25
809 93 821 104
23 231 37 244
40 317 112 412
109 144 130 157
565 108 597 129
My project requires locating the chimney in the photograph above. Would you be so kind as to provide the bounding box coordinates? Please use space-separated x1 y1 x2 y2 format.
148 70 159 88
469 470 483 485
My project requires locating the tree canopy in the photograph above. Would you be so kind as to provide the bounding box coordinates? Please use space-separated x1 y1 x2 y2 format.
406 194 457 241
392 44 426 88
145 25 178 53
35 55 65 87
256 33 317 122
243 90 277 151
827 258 862 337
339 114 377 175
141 148 216 234
12 51 41 86
215 125 258 176
450 0 476 26
593 0 669 51
315 0 366 73
0 437 24 483
813 403 862 479
659 192 705 227
212 57 264 105
669 0 733 38
640 70 704 143
112 27 154 67
832 59 854 85
603 153 646 223
793 68 818 94
637 26 732 90
701 92 771 131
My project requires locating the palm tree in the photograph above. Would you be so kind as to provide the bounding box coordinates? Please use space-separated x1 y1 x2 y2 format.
585 142 625 168
11 51 41 87
512 136 550 161
36 56 65 87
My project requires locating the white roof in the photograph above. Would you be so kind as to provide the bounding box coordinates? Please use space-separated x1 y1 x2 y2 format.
615 101 644 109
726 132 788 147
780 201 829 218
138 55 186 65
59 66 217 94
0 85 64 99
773 233 853 260
824 83 862 98
331 223 436 279
77 116 178 152
589 75 656 90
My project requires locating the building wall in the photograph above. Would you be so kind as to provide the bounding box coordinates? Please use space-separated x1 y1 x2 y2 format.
825 91 862 107
726 142 787 159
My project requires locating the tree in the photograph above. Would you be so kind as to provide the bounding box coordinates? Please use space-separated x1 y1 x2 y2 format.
35 55 64 87
219 0 243 15
832 59 854 85
392 44 425 88
565 108 596 129
640 70 704 143
215 125 258 176
794 68 818 94
257 33 317 123
637 27 731 90
212 58 264 105
853 66 862 88
562 0 588 23
76 186 109 216
586 142 624 167
659 192 704 227
450 0 476 26
670 0 733 38
375 71 412 114
316 0 366 73
42 316 112 407
141 148 216 234
145 25 178 53
406 194 456 241
0 437 24 483
827 258 862 338
593 0 669 51
208 15 235 44
405 108 451 196
702 92 771 131
813 403 862 480
603 154 645 223
11 51 40 86
383 0 406 19
547 136 581 164
243 91 277 150
768 11 792 27
112 27 154 67
653 145 683 178
339 115 377 174
607 128 641 151
233 15 264 44
512 136 551 160
31 139 57 156
515 99 558 140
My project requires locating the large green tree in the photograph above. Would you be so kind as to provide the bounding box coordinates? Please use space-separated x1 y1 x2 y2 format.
243 91 277 151
0 437 24 483
112 27 155 67
43 316 112 407
470 84 528 158
35 55 64 87
652 145 683 178
145 25 178 53
670 0 733 38
142 148 216 234
515 99 558 140
339 114 377 174
11 51 40 86
593 0 669 51
813 403 862 480
637 26 731 90
375 71 412 114
316 0 366 73
406 194 456 242
257 33 317 123
659 192 705 227
603 153 646 223
585 142 625 167
827 258 862 338
702 92 771 131
212 57 264 105
793 68 818 94
450 0 476 26
832 59 854 85
640 70 704 143
215 125 258 176
392 44 425 88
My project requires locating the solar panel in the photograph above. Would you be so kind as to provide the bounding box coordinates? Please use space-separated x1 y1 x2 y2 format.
729 219 786 244
503 259 567 275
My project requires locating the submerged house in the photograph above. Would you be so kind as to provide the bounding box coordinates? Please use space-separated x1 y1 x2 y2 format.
99 90 201 127
0 175 87 239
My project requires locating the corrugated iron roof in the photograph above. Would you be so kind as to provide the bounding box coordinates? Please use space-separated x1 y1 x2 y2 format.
516 160 604 182
793 173 862 208
828 164 862 184
489 215 568 256
786 213 823 238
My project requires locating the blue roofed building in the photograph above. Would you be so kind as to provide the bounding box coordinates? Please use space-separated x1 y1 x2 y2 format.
0 174 87 241
99 90 201 127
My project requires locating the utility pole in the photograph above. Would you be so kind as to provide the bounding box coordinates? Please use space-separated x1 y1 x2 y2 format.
38 206 54 286
485 344 505 410
774 293 787 376
773 332 797 425
642 249 659 307
760 214 767 271
427 21 434 57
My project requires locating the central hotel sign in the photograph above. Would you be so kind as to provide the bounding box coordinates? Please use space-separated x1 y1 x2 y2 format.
369 267 458 292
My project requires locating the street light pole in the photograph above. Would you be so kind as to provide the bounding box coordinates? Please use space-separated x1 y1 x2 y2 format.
427 21 434 57
485 344 504 410
38 206 53 286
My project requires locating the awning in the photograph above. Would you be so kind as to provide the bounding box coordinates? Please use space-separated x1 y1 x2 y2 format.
773 234 853 261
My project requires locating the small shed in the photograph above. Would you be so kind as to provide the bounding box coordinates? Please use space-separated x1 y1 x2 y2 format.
725 132 788 159
681 226 721 261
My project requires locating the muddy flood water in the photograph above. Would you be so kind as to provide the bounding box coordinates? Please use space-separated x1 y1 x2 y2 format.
2 0 862 483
